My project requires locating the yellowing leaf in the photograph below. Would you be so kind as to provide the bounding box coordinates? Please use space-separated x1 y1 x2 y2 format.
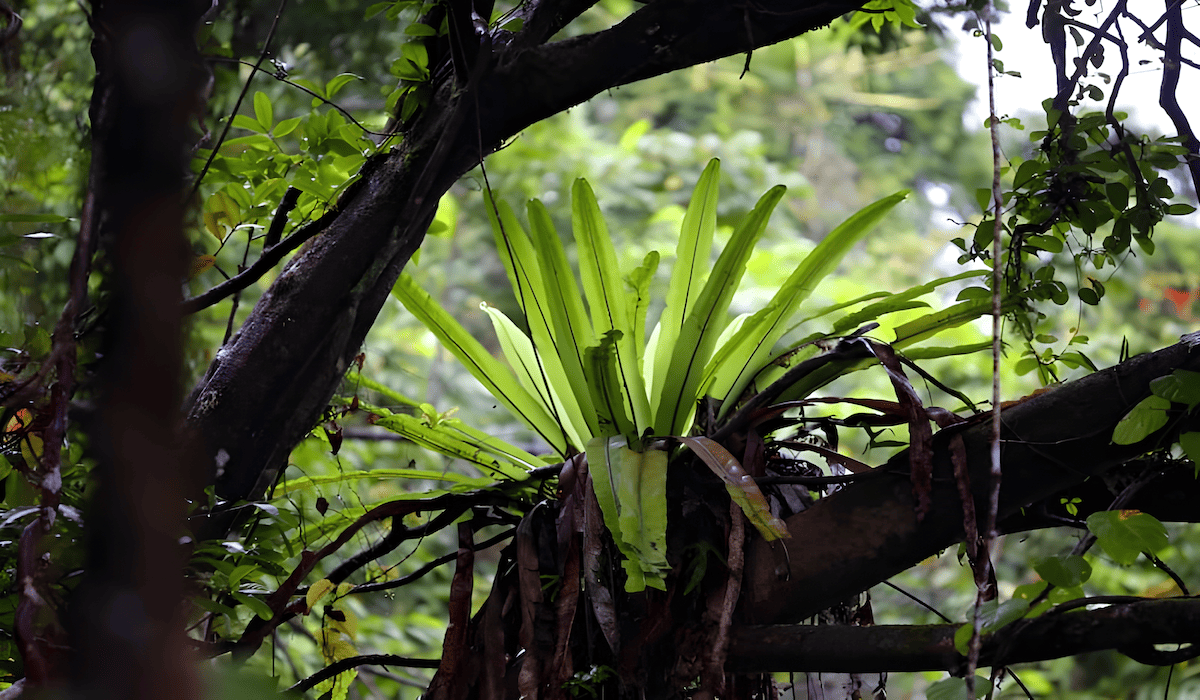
306 578 336 613
203 191 241 242
189 255 216 279
679 436 790 541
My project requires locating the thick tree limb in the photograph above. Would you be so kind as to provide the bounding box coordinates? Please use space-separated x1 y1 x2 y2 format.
727 597 1200 673
743 338 1200 624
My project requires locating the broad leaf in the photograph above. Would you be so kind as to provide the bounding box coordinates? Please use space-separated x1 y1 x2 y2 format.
526 199 600 436
1150 369 1200 410
1033 554 1092 588
585 331 636 441
393 273 569 454
481 302 589 449
1112 394 1171 445
1086 510 1169 565
586 437 670 592
626 251 660 369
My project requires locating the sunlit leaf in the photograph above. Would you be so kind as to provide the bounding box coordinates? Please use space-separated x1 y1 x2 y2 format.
306 578 336 613
652 159 720 411
482 302 589 449
708 190 909 416
656 184 785 435
253 91 273 129
392 273 569 456
189 254 216 279
586 437 670 592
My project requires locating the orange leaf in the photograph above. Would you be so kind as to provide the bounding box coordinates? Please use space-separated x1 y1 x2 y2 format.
189 255 216 279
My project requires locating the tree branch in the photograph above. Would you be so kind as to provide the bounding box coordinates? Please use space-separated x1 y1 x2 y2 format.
742 338 1200 624
287 654 441 694
727 597 1200 673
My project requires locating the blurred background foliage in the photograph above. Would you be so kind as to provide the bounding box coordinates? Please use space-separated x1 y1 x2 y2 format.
2 0 1199 698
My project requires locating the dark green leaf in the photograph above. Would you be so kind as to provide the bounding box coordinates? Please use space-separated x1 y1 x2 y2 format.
1112 394 1170 445
1033 554 1092 588
1086 510 1169 565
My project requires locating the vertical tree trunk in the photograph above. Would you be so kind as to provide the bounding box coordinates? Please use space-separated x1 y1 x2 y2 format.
69 1 208 697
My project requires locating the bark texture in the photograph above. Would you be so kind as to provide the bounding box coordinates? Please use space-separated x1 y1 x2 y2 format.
743 338 1200 624
728 597 1200 672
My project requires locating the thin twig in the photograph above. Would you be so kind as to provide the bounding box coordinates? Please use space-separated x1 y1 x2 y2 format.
205 57 393 138
180 206 334 315
970 3 1006 697
351 527 515 594
189 0 289 200
286 654 441 694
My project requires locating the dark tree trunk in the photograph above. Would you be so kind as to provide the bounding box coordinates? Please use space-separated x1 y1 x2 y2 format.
67 1 210 698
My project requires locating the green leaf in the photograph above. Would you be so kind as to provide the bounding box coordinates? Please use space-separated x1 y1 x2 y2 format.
404 22 437 36
828 270 987 336
1086 510 1169 565
485 196 598 441
1179 432 1200 475
344 371 421 408
228 563 260 588
232 114 265 133
618 119 651 151
481 302 589 450
526 199 599 433
653 159 720 409
1111 394 1171 445
275 467 492 496
192 596 237 618
952 597 1028 654
326 73 361 98
572 179 650 433
902 341 992 360
392 272 569 456
708 191 908 416
585 332 636 441
232 591 274 621
893 296 1007 348
1150 369 1200 410
626 251 660 368
364 2 392 19
679 437 789 541
253 91 273 130
360 402 540 481
1033 554 1092 588
586 437 670 592
655 184 785 435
